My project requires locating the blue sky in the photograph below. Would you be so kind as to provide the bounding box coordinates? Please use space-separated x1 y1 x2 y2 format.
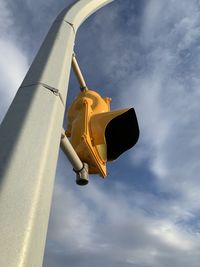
1 0 200 266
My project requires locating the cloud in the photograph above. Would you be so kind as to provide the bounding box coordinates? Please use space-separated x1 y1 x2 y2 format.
0 0 14 36
121 0 200 203
0 1 28 123
44 174 200 267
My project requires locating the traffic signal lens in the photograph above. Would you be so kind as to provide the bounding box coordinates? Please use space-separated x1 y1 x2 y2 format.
105 108 139 161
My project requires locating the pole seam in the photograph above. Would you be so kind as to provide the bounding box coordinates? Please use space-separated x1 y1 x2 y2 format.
54 18 76 33
65 21 76 33
19 82 65 106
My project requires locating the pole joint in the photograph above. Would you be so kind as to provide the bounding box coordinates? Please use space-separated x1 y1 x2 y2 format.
73 162 89 186
20 82 65 106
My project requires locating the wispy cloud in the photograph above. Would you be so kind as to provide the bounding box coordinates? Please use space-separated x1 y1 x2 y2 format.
0 0 28 122
120 0 200 236
44 175 200 267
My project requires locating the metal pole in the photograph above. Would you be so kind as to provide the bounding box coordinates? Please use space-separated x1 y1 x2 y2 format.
0 1 114 266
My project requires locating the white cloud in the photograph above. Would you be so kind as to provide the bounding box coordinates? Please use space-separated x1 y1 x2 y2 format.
0 1 28 122
121 0 200 203
0 0 14 36
44 173 200 267
150 221 194 250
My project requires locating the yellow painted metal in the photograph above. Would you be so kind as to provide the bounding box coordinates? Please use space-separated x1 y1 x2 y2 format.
66 89 131 177
66 90 108 176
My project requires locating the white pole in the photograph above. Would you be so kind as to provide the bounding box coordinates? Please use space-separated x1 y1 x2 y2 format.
0 1 113 266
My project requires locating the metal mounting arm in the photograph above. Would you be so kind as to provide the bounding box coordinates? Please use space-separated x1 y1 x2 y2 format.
72 53 88 91
60 129 89 185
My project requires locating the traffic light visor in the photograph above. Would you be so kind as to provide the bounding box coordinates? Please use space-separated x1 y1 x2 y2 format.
105 108 139 161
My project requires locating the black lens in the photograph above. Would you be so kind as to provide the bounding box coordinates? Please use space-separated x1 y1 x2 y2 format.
105 108 139 161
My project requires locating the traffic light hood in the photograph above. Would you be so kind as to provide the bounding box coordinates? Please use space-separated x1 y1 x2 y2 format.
90 107 139 161
105 108 139 161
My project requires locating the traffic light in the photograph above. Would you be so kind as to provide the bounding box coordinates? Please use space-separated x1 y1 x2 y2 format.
65 89 139 177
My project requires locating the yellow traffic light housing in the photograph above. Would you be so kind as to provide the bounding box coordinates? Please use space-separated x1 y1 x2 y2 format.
66 89 139 177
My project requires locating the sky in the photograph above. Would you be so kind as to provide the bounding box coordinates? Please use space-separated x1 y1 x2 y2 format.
1 0 200 266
